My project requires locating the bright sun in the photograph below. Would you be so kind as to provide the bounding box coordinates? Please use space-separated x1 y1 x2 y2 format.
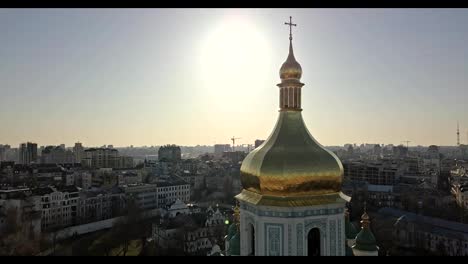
199 17 271 107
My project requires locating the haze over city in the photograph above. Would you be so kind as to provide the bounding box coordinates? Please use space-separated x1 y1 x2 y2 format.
3 7 468 257
1 8 468 147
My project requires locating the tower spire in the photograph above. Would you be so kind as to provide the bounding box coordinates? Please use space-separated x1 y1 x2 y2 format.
284 16 296 41
457 121 460 146
361 202 370 229
278 16 303 111
284 16 297 65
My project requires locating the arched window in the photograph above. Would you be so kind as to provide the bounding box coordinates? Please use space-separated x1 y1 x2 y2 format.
308 228 320 256
248 223 255 256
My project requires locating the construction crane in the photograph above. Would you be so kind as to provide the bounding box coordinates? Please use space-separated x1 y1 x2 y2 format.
401 141 411 148
241 144 254 153
231 136 241 151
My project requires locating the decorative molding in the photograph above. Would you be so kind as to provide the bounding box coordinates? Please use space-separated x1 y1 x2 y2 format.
241 204 343 218
264 223 283 256
337 218 343 256
288 224 292 255
240 200 346 256
304 219 327 237
330 220 336 255
297 223 303 256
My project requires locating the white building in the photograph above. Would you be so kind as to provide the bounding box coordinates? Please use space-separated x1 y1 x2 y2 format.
82 148 119 169
77 189 125 224
122 184 158 210
156 180 190 208
73 142 85 164
65 172 75 186
115 169 143 186
167 199 190 218
74 171 92 190
33 186 79 231
181 170 204 190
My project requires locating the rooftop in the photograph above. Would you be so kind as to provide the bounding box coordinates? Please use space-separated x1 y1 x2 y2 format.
85 148 118 152
379 207 468 239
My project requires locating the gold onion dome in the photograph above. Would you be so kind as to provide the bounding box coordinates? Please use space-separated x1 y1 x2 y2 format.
279 40 302 81
238 17 343 205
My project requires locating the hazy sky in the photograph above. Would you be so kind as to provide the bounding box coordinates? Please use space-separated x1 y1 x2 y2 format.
1 8 468 147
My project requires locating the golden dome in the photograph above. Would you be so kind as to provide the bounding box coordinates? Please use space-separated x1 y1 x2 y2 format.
240 111 343 198
279 41 302 81
237 21 343 204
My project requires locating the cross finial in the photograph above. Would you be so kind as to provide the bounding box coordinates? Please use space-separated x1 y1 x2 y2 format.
284 16 297 41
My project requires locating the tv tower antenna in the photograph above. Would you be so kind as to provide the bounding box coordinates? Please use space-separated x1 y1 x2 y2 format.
457 121 460 146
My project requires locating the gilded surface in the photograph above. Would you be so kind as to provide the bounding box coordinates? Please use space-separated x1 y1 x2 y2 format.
235 189 345 207
279 40 302 81
238 23 343 200
240 110 343 197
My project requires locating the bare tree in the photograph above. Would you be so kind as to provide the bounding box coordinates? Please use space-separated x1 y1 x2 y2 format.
0 207 41 256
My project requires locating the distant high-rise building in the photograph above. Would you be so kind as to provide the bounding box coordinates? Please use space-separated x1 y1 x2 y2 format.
254 139 265 149
222 151 246 164
73 142 85 163
18 142 37 164
214 144 231 155
2 145 17 162
82 148 119 168
0 145 6 161
60 144 66 149
373 144 382 156
427 145 440 158
41 146 74 164
158 145 181 162
117 156 134 168
393 145 408 158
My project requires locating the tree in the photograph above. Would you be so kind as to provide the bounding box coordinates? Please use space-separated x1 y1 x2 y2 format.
105 197 145 256
0 207 41 256
222 176 233 203
87 230 120 256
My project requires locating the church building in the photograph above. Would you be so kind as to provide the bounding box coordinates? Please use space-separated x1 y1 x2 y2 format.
234 17 351 256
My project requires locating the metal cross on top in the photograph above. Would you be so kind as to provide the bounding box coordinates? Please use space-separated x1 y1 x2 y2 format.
284 16 297 41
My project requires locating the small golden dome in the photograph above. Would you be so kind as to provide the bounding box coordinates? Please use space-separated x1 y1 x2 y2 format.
279 41 302 81
361 212 369 221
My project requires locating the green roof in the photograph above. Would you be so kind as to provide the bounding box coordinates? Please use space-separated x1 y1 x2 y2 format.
352 227 379 252
228 232 240 256
346 245 354 256
226 223 237 241
345 218 358 239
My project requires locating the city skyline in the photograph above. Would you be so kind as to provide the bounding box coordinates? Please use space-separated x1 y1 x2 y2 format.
1 9 468 147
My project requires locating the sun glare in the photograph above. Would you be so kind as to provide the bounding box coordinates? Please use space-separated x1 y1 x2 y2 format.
199 17 271 107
